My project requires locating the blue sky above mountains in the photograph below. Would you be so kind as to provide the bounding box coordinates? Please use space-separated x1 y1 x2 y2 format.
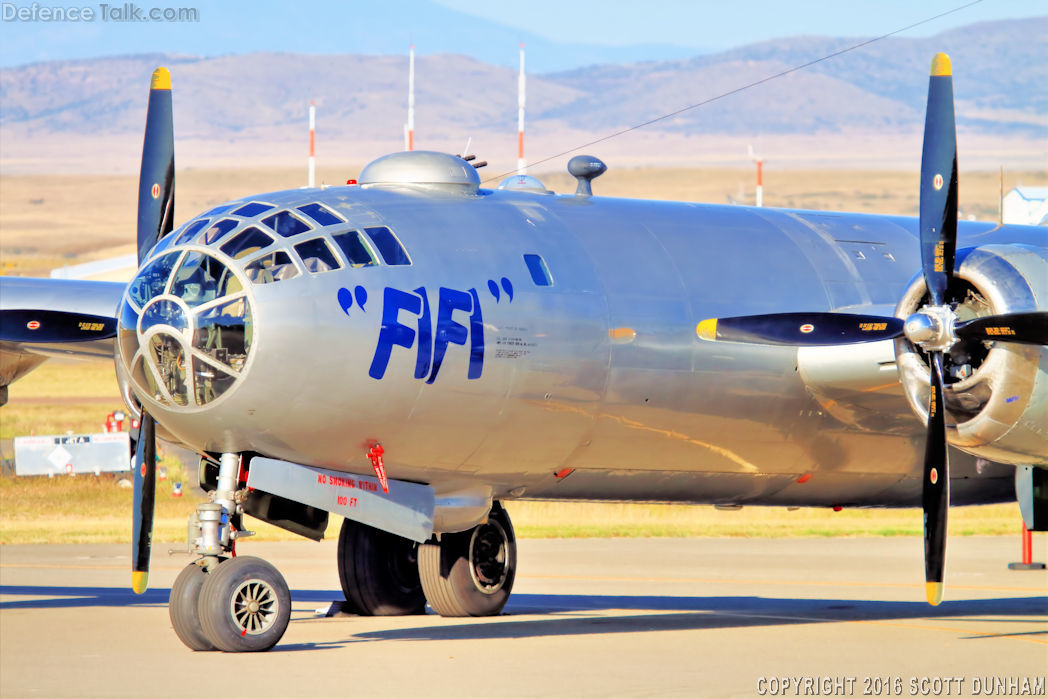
0 0 1041 70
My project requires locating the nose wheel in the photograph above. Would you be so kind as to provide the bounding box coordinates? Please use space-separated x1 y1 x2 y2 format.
191 556 291 652
168 562 216 651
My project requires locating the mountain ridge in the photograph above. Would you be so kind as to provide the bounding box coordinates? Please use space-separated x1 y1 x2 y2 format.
1 18 1043 173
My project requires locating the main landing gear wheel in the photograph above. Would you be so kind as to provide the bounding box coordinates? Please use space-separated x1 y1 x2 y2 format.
337 518 426 615
197 556 291 652
169 562 217 651
418 501 516 617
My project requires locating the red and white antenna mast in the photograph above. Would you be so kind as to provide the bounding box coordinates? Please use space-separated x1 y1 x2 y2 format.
405 44 415 151
748 144 764 207
517 43 526 174
308 100 316 187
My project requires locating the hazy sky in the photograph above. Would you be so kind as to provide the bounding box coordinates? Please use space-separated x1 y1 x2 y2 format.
0 0 1042 69
434 0 1041 48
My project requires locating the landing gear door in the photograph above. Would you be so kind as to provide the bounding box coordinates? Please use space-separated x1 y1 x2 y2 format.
247 457 435 543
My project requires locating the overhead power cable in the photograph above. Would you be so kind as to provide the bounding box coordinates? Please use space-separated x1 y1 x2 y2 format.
483 0 984 183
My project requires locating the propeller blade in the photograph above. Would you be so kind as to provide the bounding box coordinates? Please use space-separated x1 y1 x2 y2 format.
918 53 958 307
137 67 175 264
922 353 949 606
131 412 157 594
696 313 903 346
955 312 1048 346
0 310 116 343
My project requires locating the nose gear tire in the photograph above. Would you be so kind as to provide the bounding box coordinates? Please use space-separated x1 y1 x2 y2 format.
197 556 290 652
169 562 216 651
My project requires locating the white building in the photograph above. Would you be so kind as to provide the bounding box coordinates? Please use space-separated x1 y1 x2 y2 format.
1002 186 1048 226
50 253 137 281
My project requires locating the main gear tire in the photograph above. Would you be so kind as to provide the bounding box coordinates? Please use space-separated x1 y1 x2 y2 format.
419 502 516 617
337 518 426 616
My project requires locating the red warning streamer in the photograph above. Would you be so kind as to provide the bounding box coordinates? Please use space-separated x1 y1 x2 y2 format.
367 443 389 494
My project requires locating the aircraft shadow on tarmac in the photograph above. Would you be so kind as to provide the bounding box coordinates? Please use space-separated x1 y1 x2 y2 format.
2 586 1045 647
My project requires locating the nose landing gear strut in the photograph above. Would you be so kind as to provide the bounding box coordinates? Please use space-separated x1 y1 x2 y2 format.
168 452 291 652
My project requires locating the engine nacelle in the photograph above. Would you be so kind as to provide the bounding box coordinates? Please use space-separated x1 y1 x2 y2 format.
895 244 1048 466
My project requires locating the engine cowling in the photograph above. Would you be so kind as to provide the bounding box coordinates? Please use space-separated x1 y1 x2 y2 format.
895 244 1048 466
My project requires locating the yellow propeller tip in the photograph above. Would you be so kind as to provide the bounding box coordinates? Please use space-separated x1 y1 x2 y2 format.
925 581 944 606
930 53 951 77
132 571 149 594
150 67 171 91
696 319 718 341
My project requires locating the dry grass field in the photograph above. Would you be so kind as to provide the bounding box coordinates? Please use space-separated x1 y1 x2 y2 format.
0 166 1040 544
0 475 1023 545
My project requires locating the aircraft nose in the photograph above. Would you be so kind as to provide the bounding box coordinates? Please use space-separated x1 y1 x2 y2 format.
117 249 253 409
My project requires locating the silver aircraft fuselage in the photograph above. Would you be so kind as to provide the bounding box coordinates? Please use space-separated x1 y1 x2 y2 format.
115 179 1046 509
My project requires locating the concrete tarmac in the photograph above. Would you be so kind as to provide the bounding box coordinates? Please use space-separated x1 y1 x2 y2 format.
1 537 1045 698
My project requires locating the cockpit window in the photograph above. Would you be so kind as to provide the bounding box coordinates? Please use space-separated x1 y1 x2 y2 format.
173 218 210 246
193 358 237 406
297 203 344 227
233 202 275 218
148 334 189 406
263 210 312 238
129 251 181 309
363 226 411 265
141 299 188 332
524 253 553 286
200 218 239 245
331 230 377 268
245 251 299 284
148 232 178 259
294 238 341 274
221 226 274 260
121 248 252 410
194 299 250 373
171 252 241 307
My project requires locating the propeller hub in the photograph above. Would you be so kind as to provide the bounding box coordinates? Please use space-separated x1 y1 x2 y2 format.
903 305 957 352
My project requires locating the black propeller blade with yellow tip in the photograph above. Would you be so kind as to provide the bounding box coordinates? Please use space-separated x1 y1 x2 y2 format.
131 66 175 595
137 67 175 264
131 413 157 594
696 313 903 346
955 312 1048 346
916 52 958 606
695 53 1047 607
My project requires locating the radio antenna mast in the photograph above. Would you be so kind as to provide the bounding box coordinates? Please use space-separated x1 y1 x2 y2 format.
748 143 764 207
405 45 415 151
308 100 316 187
517 43 526 174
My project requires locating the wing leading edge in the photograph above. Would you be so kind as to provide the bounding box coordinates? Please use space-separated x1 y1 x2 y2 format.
0 276 126 401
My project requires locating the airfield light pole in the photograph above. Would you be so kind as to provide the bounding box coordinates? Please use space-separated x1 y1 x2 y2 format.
308 101 316 188
518 43 526 175
749 144 763 207
406 44 415 151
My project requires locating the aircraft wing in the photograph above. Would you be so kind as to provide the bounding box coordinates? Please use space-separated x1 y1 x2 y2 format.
0 276 125 397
